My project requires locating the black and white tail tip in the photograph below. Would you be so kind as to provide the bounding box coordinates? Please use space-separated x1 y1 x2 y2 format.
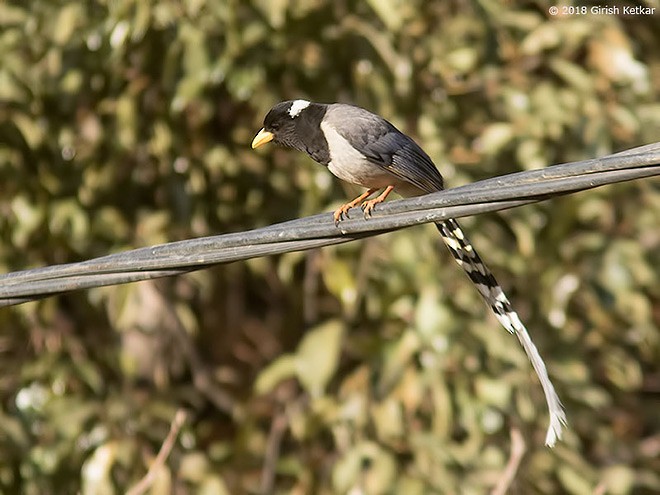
437 219 567 446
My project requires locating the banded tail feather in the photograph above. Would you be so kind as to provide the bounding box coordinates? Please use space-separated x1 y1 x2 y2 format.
436 219 567 446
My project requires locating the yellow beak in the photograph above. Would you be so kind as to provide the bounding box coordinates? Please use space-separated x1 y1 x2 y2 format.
251 128 274 149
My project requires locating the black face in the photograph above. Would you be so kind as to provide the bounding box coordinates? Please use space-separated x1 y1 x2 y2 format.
257 100 330 165
261 101 301 148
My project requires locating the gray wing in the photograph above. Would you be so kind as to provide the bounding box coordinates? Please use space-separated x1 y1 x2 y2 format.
326 104 444 193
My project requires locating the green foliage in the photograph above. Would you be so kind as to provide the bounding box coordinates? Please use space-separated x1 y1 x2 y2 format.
0 0 659 493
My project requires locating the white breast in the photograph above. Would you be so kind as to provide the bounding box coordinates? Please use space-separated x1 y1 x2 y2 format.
320 121 397 189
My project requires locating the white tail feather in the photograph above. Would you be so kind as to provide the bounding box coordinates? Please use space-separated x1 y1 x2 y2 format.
437 219 566 446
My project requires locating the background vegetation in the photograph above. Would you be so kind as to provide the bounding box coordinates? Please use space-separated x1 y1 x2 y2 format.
0 0 658 493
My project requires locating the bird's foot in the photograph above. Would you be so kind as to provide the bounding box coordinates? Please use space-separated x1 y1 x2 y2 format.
333 203 353 225
360 197 385 218
360 185 395 219
333 188 379 226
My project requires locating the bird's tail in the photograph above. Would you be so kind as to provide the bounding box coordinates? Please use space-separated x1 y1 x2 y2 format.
436 219 567 446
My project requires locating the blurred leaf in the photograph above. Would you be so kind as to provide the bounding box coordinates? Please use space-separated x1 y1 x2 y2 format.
199 476 231 495
558 464 596 495
447 47 478 73
53 4 83 45
81 443 117 495
603 348 643 391
254 354 296 395
365 0 407 32
477 123 515 155
179 451 209 482
322 258 357 307
521 23 561 54
295 320 345 397
550 58 593 92
12 112 45 149
332 441 397 495
10 195 44 248
378 330 420 395
49 199 90 250
371 397 403 441
254 0 288 29
0 410 29 448
601 465 636 495
0 3 27 25
475 376 511 409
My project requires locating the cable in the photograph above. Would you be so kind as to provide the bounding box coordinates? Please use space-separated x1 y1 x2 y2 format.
0 142 658 307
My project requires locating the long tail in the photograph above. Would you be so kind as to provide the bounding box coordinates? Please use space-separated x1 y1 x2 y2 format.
436 219 567 446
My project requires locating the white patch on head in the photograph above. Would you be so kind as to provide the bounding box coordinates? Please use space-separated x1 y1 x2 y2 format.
288 99 311 118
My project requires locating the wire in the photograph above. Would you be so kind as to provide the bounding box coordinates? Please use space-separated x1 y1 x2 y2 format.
1 142 658 307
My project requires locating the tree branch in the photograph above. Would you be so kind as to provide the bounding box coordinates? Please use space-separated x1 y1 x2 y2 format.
127 409 188 495
491 427 527 495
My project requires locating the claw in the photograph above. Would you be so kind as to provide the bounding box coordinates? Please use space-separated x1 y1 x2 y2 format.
333 188 378 226
333 205 352 225
332 186 395 226
361 201 376 218
359 185 395 220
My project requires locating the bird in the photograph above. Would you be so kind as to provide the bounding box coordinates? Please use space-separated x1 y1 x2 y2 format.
252 99 566 446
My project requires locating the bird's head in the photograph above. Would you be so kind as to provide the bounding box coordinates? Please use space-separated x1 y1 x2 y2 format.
251 100 316 150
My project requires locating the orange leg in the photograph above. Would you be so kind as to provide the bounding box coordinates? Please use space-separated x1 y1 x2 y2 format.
361 185 395 218
333 188 379 225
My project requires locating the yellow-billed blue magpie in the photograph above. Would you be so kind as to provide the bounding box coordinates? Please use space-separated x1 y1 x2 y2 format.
253 100 566 446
